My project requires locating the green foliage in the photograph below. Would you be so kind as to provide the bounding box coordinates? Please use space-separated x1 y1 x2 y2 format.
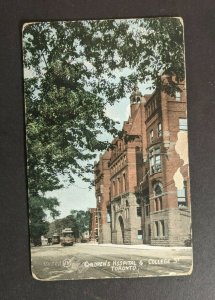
47 210 90 239
23 18 185 239
29 195 59 243
23 18 184 193
47 215 77 237
70 209 90 237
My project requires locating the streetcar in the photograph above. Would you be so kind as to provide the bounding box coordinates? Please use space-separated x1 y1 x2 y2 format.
52 233 60 244
61 228 75 246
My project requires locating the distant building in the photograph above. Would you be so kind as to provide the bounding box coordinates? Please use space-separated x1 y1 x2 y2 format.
94 151 112 243
88 208 98 241
95 74 191 246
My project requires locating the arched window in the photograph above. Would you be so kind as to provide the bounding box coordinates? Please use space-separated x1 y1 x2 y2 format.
153 182 163 211
154 182 163 196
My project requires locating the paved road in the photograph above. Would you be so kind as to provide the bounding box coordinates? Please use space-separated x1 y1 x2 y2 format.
31 243 192 281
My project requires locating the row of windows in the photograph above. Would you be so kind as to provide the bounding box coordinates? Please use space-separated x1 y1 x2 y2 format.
126 186 187 219
112 173 127 196
154 190 187 211
149 122 162 143
145 95 159 119
145 91 182 120
111 141 125 157
149 118 187 146
110 155 127 175
136 222 165 240
153 181 188 209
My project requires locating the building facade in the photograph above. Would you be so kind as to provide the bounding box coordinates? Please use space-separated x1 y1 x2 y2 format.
94 75 191 246
94 151 112 243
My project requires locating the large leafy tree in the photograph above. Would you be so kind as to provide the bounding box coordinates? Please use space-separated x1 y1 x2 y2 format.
70 210 90 238
23 18 184 235
29 195 60 245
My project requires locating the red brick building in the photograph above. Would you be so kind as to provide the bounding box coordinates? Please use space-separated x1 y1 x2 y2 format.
95 75 191 246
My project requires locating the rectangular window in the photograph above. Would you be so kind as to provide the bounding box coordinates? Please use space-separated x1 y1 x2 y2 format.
149 148 161 174
154 197 162 211
177 186 187 207
136 207 142 217
155 154 161 171
155 221 159 237
150 129 154 142
157 122 162 136
179 118 188 131
137 230 143 240
107 212 111 223
145 204 150 216
160 220 165 236
175 91 181 101
154 148 161 172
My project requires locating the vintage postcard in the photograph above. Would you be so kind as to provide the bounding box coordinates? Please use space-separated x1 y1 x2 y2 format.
22 17 192 280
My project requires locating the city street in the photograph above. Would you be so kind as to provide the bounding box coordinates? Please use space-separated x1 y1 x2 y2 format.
31 243 192 281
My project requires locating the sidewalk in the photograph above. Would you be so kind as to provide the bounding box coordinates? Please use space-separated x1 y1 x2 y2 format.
74 242 192 251
97 243 191 251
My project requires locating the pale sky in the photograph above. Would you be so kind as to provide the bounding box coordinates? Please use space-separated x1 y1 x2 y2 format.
46 82 153 219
